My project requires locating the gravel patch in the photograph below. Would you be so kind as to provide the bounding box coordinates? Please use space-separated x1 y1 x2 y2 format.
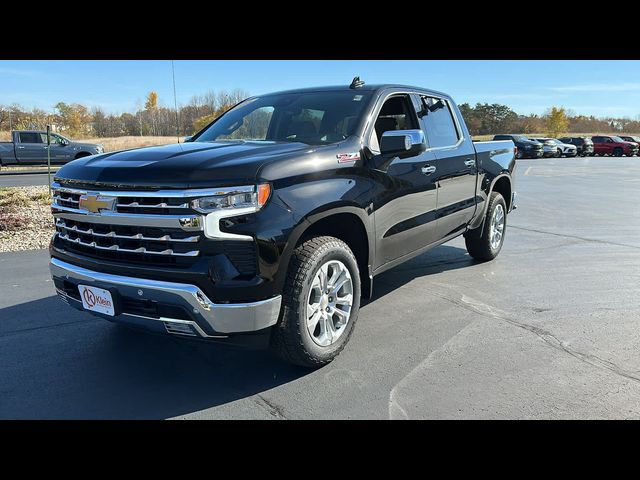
0 186 55 252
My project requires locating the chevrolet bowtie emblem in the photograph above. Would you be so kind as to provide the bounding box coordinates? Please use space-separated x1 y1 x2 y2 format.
79 194 116 214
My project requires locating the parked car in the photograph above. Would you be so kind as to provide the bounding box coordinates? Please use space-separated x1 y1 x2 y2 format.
493 134 543 158
0 130 103 169
619 135 640 151
48 79 517 367
533 138 577 158
591 135 639 157
558 136 594 156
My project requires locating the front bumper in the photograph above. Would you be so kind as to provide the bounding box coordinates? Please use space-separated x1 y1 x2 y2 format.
50 257 282 338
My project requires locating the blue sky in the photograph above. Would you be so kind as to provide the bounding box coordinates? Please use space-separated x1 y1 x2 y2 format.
0 60 639 118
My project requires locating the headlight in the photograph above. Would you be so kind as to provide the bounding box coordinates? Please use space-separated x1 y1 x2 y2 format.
191 184 271 213
525 145 532 149
96 145 104 153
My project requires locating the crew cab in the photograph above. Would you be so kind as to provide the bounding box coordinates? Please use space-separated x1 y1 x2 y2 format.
49 80 516 367
0 130 103 169
493 134 543 159
591 135 639 157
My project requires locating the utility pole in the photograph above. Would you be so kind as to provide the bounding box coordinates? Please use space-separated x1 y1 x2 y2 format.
46 125 52 197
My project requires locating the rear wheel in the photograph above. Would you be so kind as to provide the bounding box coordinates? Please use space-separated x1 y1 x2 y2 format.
464 191 507 262
614 147 623 157
271 236 361 368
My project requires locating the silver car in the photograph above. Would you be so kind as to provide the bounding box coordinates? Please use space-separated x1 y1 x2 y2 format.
534 138 577 158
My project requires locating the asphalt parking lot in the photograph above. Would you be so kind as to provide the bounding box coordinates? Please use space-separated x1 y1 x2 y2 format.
1 156 640 419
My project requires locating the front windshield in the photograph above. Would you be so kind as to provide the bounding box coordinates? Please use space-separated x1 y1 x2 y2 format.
513 135 530 142
612 136 626 142
193 90 374 146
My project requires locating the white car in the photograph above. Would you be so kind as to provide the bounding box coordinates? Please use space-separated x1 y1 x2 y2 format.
534 138 577 158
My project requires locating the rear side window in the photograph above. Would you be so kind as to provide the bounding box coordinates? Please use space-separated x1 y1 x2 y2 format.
420 97 460 148
494 135 510 140
18 132 42 143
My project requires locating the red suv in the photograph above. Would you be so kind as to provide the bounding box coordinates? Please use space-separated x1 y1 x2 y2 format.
591 135 639 157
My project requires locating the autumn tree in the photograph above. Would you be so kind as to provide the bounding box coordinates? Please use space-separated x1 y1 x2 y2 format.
145 91 159 135
545 107 570 138
54 102 92 136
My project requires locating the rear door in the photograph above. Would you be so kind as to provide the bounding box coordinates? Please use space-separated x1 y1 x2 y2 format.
15 131 46 163
417 95 478 239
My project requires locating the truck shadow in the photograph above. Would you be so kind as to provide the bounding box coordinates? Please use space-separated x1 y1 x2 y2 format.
0 244 472 419
0 295 306 419
365 244 475 304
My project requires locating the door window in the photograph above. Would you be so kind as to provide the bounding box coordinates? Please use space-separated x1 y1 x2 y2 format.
369 94 419 152
18 132 42 143
420 96 460 148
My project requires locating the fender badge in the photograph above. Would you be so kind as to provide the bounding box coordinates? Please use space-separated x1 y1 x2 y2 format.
336 153 361 163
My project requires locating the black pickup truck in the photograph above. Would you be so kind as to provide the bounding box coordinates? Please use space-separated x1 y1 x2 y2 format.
49 79 516 367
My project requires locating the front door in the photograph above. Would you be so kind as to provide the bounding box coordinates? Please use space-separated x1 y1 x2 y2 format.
369 93 440 270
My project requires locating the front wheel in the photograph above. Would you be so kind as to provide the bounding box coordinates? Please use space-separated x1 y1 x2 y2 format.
271 236 361 368
464 191 507 261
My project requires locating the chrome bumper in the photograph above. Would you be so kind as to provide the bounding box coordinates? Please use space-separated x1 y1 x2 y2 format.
50 258 282 337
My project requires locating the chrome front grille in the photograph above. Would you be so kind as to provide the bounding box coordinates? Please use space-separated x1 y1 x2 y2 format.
52 189 193 215
50 182 259 276
55 218 200 257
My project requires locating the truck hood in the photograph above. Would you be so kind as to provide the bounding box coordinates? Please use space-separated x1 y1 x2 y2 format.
54 140 318 189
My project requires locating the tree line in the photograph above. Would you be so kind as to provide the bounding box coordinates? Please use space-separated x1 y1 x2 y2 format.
458 103 640 137
0 89 248 138
0 91 638 138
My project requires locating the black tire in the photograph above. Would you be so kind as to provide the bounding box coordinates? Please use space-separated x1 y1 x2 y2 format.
271 236 361 368
555 149 561 158
464 191 507 262
516 149 522 159
614 147 623 157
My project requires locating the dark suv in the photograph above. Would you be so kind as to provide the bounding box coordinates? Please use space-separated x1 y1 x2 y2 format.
558 136 594 157
619 135 640 152
493 134 543 159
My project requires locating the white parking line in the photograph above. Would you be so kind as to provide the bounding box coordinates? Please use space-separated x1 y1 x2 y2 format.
524 166 532 176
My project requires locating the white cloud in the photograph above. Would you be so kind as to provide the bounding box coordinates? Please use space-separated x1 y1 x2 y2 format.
0 67 45 78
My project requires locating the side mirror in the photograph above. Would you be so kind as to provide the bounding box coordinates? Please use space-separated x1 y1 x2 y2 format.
183 135 193 142
380 129 427 159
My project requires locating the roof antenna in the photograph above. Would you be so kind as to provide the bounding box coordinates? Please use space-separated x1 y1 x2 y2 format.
350 76 365 89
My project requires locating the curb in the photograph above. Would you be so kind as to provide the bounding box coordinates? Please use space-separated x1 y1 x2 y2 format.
0 169 59 176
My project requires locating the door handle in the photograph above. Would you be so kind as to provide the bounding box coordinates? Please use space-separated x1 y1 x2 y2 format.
464 159 476 167
421 165 436 175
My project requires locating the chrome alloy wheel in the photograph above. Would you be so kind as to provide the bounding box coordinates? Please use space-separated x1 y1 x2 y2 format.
490 203 505 250
306 260 353 347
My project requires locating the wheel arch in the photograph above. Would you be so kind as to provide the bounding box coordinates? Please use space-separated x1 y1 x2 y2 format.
279 206 374 300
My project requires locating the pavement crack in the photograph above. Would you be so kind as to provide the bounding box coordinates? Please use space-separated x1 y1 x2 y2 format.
425 289 640 385
510 225 640 250
252 394 288 420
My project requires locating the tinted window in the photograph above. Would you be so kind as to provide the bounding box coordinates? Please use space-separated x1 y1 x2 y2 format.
421 96 459 148
592 137 603 143
19 132 42 143
194 91 373 145
494 135 510 140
